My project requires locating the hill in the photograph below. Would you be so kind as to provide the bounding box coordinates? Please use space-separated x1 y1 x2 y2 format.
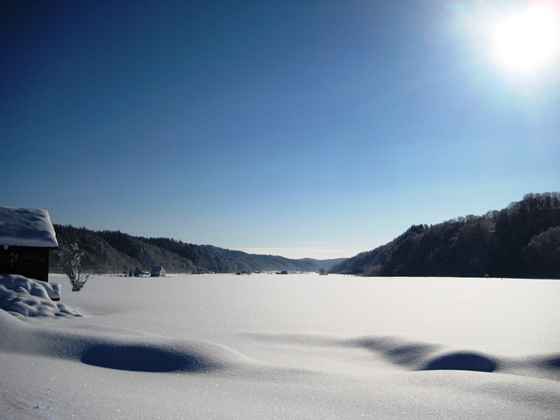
330 192 560 279
50 226 328 274
300 258 347 271
203 246 318 272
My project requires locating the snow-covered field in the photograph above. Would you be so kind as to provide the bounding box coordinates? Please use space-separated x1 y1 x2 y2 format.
1 273 559 419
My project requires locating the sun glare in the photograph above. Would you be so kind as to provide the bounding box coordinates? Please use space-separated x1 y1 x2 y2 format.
494 3 560 71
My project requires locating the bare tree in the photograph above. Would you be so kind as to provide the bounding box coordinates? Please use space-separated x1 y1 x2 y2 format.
59 242 92 291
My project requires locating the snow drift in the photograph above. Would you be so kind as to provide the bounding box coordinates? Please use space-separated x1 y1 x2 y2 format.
0 274 75 317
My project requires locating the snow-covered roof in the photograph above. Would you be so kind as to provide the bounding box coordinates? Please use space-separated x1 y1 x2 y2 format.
0 207 58 250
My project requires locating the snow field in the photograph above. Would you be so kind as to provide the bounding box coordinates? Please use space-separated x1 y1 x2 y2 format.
0 273 559 419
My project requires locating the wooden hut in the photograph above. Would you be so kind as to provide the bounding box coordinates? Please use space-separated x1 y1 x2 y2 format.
0 207 58 282
150 265 166 277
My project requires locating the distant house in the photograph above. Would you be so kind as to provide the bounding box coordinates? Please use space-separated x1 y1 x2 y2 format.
150 265 166 277
0 207 59 282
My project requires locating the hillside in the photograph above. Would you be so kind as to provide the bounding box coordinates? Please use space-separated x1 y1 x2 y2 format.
203 246 318 272
300 258 347 271
50 226 327 274
330 192 560 279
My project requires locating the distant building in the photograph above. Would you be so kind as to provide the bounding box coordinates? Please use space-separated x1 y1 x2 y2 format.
150 265 166 277
0 207 59 282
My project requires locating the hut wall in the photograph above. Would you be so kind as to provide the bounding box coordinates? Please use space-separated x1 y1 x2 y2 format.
0 246 50 282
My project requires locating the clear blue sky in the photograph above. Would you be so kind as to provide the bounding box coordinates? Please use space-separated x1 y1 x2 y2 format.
2 1 559 259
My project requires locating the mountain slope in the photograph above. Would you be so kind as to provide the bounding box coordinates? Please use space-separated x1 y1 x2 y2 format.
203 246 319 272
50 226 329 274
330 193 560 279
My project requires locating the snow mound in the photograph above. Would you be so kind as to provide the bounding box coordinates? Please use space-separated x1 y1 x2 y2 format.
80 340 245 373
0 305 256 373
0 274 81 318
252 332 560 380
81 344 193 372
350 337 498 372
348 336 441 368
422 351 498 372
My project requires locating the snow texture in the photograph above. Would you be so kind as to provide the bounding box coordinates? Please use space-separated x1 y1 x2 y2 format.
0 274 76 317
0 273 559 419
0 207 58 249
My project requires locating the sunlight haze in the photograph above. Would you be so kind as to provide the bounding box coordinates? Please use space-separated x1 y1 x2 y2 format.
494 3 560 70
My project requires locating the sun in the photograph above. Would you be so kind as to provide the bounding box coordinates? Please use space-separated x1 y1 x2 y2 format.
494 3 560 71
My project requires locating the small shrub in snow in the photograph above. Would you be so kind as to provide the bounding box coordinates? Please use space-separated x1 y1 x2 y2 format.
59 242 92 291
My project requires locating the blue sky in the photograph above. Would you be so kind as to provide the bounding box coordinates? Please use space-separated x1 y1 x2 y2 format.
2 0 559 259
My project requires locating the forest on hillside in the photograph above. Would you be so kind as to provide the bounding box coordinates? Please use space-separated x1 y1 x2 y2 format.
50 193 559 279
330 193 560 279
50 227 325 275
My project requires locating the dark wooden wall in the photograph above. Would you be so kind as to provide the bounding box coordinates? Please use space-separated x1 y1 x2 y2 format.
0 246 50 282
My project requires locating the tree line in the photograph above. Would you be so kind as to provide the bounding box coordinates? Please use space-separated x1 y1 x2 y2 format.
330 192 560 279
50 226 323 274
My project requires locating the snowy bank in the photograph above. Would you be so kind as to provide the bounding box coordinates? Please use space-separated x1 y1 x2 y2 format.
0 274 77 317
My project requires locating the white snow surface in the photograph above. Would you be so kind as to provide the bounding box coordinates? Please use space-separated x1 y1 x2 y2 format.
0 207 58 249
0 273 559 419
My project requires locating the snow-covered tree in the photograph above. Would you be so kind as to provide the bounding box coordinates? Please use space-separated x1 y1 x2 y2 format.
59 242 91 291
